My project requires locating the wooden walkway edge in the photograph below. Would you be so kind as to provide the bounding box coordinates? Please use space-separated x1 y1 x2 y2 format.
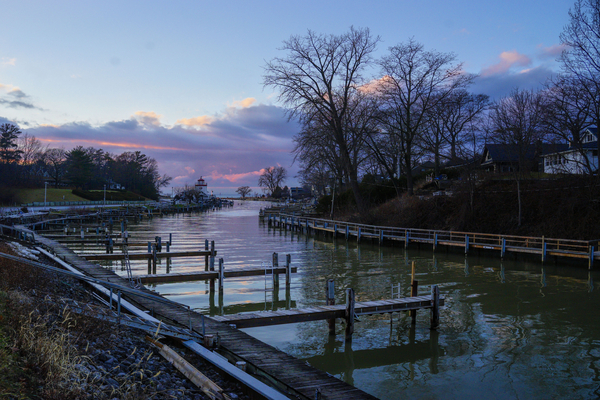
212 296 444 329
135 266 298 284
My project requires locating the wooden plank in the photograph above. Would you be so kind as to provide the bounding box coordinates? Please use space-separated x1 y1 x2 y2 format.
212 296 445 328
135 267 298 284
81 250 216 260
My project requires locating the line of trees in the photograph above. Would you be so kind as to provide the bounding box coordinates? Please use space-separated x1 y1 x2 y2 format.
0 123 171 200
264 1 600 214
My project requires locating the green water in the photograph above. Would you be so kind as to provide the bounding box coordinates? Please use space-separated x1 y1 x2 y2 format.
82 201 600 399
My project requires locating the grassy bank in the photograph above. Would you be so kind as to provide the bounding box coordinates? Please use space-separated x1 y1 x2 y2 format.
13 188 88 204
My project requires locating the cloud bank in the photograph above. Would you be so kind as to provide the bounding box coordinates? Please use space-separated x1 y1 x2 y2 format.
16 102 301 195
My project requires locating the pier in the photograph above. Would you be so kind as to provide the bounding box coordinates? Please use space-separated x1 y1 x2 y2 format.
262 210 599 267
212 294 443 329
3 224 379 399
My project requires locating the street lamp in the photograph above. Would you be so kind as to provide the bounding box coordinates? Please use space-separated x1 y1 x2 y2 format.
44 182 48 208
103 184 106 207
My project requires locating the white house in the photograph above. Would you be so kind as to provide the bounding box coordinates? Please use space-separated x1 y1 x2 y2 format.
542 128 598 174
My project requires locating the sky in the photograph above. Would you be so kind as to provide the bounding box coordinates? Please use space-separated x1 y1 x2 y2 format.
0 0 574 196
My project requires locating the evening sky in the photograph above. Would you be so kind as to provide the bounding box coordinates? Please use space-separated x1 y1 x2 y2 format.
0 0 572 195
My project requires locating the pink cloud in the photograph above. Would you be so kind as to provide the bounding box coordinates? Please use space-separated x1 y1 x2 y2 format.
481 50 531 77
537 43 567 59
210 170 263 183
230 97 256 108
176 115 215 127
134 111 162 126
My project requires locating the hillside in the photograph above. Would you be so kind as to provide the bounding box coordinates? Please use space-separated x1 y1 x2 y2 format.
361 177 600 241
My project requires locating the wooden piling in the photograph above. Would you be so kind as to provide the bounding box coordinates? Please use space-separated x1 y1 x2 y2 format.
152 243 157 274
218 258 224 292
345 288 355 340
326 279 335 335
410 261 417 325
272 252 279 287
430 285 440 329
285 254 291 287
209 255 215 292
204 239 209 271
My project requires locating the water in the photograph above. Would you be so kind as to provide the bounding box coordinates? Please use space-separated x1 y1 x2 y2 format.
89 201 600 399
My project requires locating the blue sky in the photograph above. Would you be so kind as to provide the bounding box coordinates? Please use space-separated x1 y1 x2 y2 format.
0 0 573 195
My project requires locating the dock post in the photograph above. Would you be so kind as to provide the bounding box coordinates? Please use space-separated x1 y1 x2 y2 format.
209 254 215 292
157 236 162 252
326 279 335 335
205 239 209 271
152 244 157 274
357 227 361 243
218 258 224 292
345 226 349 240
465 235 469 255
380 230 384 246
345 288 355 341
272 252 279 287
501 238 506 259
430 285 440 330
147 241 152 273
109 237 114 254
433 233 438 251
285 254 291 287
334 224 337 238
541 236 546 262
306 220 309 232
410 261 418 325
405 230 410 248
590 246 595 269
80 227 84 240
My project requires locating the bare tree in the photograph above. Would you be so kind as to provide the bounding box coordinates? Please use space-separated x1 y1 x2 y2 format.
43 148 67 188
264 27 380 214
236 186 252 199
377 38 476 195
258 166 287 196
488 88 546 227
560 0 600 171
543 75 595 174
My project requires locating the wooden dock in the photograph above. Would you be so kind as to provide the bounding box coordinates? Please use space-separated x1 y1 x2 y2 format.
135 266 298 284
82 250 215 261
31 233 377 399
263 211 599 267
212 295 444 329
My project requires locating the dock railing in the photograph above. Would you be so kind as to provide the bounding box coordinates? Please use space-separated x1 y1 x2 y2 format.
263 209 597 264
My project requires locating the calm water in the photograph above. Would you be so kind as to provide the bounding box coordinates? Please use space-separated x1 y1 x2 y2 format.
77 201 600 399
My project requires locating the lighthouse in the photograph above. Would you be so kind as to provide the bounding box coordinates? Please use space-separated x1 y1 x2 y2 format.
195 176 208 196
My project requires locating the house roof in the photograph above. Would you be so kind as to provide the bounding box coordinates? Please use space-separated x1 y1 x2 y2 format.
482 144 537 163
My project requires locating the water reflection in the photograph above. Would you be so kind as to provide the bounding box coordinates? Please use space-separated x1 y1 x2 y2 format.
117 201 600 399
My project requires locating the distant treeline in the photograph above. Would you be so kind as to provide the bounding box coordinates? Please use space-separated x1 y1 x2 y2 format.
0 123 172 202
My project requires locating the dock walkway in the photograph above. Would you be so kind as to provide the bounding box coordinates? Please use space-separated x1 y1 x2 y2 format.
213 296 444 328
263 212 599 267
32 233 376 400
135 265 297 284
